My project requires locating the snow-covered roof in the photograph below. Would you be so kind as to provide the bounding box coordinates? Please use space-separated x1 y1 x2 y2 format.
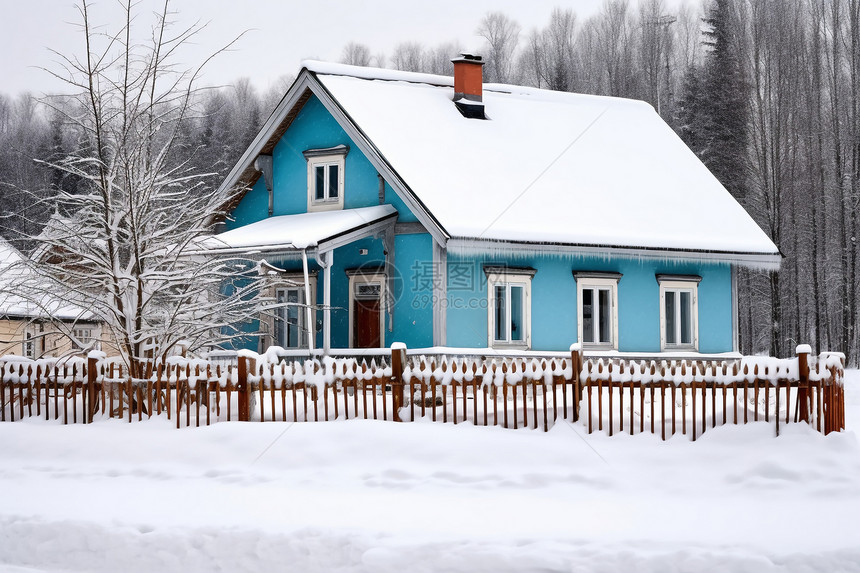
301 61 778 261
205 205 397 254
0 236 93 321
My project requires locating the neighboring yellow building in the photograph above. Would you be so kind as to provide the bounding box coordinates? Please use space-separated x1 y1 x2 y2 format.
0 236 104 359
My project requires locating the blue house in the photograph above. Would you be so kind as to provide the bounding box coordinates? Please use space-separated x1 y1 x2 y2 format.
209 56 779 356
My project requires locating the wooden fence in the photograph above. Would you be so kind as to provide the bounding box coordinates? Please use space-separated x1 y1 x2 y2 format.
0 346 846 439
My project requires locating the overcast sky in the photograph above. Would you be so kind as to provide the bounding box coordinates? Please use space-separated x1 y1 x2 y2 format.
0 0 619 98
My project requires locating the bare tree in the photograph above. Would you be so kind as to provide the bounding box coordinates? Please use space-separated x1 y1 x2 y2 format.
11 0 265 375
517 8 578 91
341 42 372 67
542 8 579 91
261 74 296 117
424 42 460 75
391 42 426 72
596 0 637 97
675 1 704 70
516 32 544 87
372 52 387 69
743 0 805 356
638 0 677 117
477 12 521 83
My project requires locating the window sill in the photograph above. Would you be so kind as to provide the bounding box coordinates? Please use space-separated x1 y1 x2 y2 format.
582 343 617 351
308 201 343 212
491 342 530 351
662 345 698 352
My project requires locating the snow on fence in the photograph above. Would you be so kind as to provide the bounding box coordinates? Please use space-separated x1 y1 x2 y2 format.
0 346 846 439
579 349 845 439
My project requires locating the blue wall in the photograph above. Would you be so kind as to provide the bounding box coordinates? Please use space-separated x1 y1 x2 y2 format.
445 251 733 353
226 95 417 230
323 232 434 349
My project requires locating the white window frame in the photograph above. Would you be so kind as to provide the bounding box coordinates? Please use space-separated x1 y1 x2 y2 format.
304 145 348 212
575 272 621 350
347 270 386 348
485 267 534 350
267 273 316 350
658 276 700 351
72 327 94 349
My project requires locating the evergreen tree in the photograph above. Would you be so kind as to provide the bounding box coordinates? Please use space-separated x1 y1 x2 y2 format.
676 65 706 154
699 0 749 201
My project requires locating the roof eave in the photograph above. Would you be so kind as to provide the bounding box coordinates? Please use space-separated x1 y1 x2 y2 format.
445 237 782 270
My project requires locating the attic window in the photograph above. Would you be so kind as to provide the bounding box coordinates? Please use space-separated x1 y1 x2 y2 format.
304 145 349 212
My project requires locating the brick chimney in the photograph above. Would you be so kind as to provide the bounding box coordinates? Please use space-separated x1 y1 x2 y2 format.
452 54 485 119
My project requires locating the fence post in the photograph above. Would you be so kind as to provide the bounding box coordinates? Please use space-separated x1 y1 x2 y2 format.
796 344 811 426
237 355 253 422
391 342 407 422
86 354 99 424
824 354 845 435
570 343 583 422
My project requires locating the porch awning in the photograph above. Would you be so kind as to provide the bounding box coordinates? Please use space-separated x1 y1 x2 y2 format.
200 205 398 256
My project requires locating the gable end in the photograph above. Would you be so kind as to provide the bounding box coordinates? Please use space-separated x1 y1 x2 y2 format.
215 70 449 246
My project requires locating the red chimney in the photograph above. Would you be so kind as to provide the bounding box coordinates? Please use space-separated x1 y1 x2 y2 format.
452 54 485 119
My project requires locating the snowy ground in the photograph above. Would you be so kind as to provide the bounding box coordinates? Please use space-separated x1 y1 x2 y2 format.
2 374 860 572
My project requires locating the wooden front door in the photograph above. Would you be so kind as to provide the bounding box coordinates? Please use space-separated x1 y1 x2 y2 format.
353 298 381 348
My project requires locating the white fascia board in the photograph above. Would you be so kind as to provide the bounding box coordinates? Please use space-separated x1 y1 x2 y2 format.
447 238 782 270
306 74 450 248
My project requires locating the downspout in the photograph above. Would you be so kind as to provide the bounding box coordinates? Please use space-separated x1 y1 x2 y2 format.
731 264 739 353
301 249 315 352
320 250 332 354
432 241 447 346
383 228 395 332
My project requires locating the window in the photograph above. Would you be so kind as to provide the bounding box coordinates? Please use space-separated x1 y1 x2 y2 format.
574 272 621 349
304 145 349 212
275 286 310 349
485 267 534 348
658 275 700 351
313 162 340 202
72 327 93 349
267 272 316 350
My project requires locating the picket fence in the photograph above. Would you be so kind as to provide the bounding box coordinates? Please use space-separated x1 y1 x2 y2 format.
0 346 846 439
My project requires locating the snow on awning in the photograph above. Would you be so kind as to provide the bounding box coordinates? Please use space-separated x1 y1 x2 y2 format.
201 205 398 255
